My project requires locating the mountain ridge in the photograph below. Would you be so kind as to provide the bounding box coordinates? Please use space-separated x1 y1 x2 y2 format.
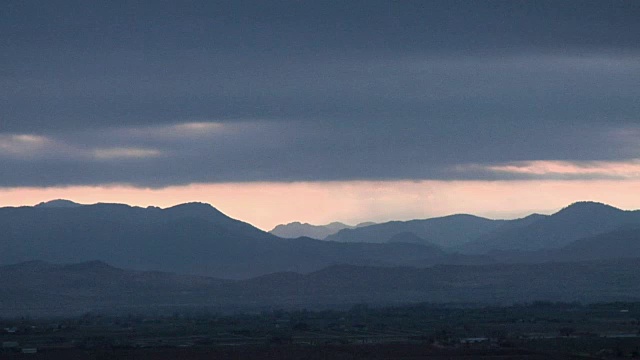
0 202 453 279
270 221 376 239
324 213 506 247
3 258 640 316
460 201 640 253
35 199 83 208
3 200 640 279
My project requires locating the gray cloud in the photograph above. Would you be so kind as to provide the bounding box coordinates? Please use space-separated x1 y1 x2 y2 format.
0 118 638 187
1 1 639 186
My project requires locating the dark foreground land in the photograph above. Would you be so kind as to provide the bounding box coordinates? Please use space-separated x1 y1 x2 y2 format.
2 302 639 359
0 345 595 360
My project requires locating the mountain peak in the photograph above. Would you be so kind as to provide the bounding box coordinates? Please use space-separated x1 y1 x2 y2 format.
270 221 355 239
35 199 82 208
169 201 214 208
166 202 217 211
557 201 622 216
164 202 229 220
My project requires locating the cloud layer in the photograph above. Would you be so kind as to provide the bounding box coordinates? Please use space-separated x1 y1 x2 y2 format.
1 1 639 187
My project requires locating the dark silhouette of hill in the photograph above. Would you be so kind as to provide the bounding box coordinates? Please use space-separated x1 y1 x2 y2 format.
0 201 457 279
270 221 375 239
460 202 640 253
5 200 640 281
324 214 506 248
3 259 640 316
325 202 640 254
0 201 276 278
35 199 83 208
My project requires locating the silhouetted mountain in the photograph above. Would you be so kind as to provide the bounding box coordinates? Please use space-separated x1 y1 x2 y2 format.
5 200 640 282
271 221 350 239
324 214 505 248
3 259 640 316
0 202 453 279
35 199 82 208
270 221 376 239
283 201 640 261
460 202 640 253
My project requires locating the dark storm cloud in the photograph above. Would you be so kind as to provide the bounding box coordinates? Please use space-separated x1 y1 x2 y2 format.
1 0 639 186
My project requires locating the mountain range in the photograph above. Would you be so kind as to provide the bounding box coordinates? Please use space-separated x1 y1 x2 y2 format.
324 214 509 248
2 199 640 316
270 221 376 240
0 201 469 279
460 202 640 253
3 258 640 317
2 200 640 280
320 202 640 255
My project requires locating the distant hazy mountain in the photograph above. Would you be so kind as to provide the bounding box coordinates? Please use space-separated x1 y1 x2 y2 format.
0 201 455 279
321 202 640 254
324 214 507 248
35 199 83 208
460 202 640 253
270 221 375 239
3 258 640 316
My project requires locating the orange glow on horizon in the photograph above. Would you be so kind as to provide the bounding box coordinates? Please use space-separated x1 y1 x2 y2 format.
1 180 639 230
482 160 640 179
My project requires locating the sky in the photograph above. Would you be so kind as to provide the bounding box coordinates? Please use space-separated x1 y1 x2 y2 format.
1 0 640 229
